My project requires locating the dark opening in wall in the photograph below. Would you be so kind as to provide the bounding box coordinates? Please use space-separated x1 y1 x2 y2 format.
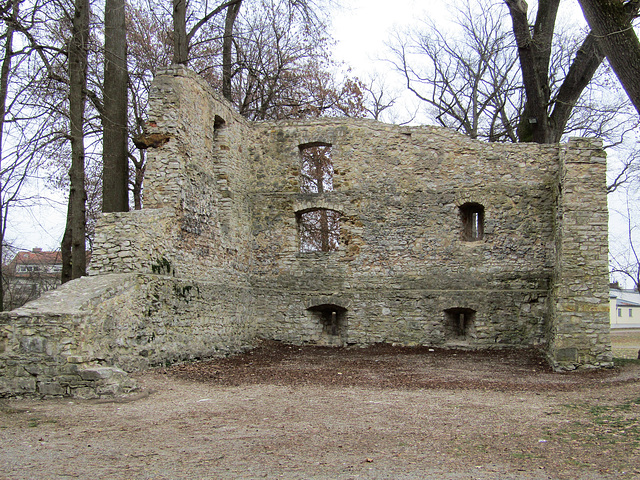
299 143 333 193
444 308 476 341
308 303 347 338
214 115 226 132
297 208 340 252
460 203 484 241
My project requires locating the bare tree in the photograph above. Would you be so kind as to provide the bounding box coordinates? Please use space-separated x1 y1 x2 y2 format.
504 0 640 143
390 0 636 144
62 0 90 281
360 74 399 122
0 1 63 304
171 0 242 70
231 2 364 120
300 144 333 194
169 0 336 107
221 0 241 101
389 1 522 141
610 188 640 292
298 209 340 253
0 0 18 309
577 0 640 118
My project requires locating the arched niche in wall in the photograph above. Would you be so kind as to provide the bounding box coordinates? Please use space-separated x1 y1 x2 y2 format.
214 114 226 132
307 303 347 338
443 307 476 342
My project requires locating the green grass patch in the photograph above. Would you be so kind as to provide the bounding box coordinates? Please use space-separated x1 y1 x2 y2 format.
613 357 640 366
26 417 57 428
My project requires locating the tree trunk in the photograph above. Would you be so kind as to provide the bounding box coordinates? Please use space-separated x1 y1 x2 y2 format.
548 32 604 142
222 0 241 101
578 0 640 117
505 0 558 143
0 0 16 307
60 201 73 284
67 0 90 279
132 151 145 210
173 0 188 64
103 0 129 213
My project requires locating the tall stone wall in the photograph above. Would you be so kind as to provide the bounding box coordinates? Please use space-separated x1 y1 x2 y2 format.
249 120 557 349
91 66 255 282
0 67 612 397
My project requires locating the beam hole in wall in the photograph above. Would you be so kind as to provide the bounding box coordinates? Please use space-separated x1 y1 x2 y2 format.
297 208 340 252
299 142 333 193
443 308 476 343
214 115 226 132
307 303 347 345
459 203 484 241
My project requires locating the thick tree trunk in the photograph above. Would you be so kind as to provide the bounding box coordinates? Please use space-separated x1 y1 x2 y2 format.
505 0 639 143
173 0 188 64
578 0 640 117
505 0 559 143
67 0 90 279
222 0 241 101
103 0 129 213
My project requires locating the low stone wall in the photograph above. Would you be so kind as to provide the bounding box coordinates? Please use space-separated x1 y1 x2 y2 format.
0 273 257 398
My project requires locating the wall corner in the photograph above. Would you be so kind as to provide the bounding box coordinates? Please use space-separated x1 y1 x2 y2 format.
547 138 612 370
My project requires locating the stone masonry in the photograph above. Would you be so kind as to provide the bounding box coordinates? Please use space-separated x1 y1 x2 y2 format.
0 66 612 398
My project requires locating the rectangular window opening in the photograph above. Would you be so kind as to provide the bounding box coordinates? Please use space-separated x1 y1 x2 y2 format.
297 209 340 253
300 144 333 194
460 203 484 242
444 308 476 342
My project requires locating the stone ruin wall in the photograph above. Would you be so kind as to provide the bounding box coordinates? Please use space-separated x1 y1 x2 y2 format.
249 120 558 348
0 66 612 398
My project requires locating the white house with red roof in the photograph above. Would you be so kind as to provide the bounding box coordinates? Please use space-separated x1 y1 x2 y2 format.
3 248 62 310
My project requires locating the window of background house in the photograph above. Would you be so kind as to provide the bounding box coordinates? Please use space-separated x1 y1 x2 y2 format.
297 208 340 252
618 308 622 317
300 143 333 193
630 309 634 317
460 203 485 241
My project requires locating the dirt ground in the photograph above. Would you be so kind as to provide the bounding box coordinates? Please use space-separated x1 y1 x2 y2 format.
1 341 640 480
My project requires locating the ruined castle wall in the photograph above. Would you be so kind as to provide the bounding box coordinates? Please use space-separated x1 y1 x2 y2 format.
91 66 255 283
0 68 613 398
2 67 261 398
249 120 558 348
